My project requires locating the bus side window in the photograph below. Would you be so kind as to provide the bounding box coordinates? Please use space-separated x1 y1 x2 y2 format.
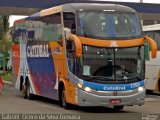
40 13 62 42
12 23 27 44
63 12 76 34
26 13 63 44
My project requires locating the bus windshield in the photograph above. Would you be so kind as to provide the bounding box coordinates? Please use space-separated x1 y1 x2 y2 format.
78 12 142 39
68 46 145 82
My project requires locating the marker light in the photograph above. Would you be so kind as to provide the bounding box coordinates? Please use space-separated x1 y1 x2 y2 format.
103 9 115 12
84 87 91 92
138 87 144 92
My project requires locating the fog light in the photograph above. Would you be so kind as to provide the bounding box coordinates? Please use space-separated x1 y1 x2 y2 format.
84 87 91 92
138 87 144 92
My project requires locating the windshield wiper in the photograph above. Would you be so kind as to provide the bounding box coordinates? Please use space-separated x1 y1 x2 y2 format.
116 74 144 80
136 74 145 80
82 75 113 80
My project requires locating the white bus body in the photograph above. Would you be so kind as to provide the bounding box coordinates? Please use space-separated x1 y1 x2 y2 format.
143 24 160 94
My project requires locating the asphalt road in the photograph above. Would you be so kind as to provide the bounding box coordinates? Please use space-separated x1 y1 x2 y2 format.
0 84 160 120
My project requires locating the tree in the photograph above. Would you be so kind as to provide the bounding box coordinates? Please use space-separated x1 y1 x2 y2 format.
0 15 11 73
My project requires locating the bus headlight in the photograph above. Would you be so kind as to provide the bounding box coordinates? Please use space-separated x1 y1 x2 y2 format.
77 83 92 93
77 83 83 89
138 87 144 92
84 87 91 92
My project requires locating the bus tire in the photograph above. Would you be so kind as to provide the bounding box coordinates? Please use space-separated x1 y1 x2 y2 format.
158 79 160 92
146 89 153 95
25 80 33 100
22 84 27 99
113 106 124 111
60 86 70 109
20 76 24 91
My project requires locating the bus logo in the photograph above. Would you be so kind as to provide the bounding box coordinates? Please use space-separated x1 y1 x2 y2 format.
110 41 118 47
54 47 61 54
113 91 118 96
103 86 126 91
27 44 49 58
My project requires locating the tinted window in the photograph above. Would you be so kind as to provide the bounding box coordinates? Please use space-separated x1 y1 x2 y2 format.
78 12 142 39
13 13 62 43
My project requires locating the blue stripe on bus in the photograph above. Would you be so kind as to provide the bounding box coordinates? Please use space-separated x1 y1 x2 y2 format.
83 80 144 91
27 43 58 99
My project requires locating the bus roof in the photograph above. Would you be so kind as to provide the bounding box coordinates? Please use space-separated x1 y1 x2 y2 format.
14 3 137 24
62 3 136 13
142 24 160 32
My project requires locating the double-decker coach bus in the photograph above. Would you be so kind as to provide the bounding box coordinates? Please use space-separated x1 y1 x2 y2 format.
12 3 157 110
143 24 160 94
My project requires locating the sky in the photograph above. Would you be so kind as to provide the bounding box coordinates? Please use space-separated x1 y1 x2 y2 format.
9 15 27 27
9 0 160 27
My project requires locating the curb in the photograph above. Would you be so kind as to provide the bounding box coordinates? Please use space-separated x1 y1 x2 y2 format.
2 80 13 85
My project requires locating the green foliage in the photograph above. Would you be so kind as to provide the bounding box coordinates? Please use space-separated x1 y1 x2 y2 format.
0 16 9 40
1 71 12 81
3 16 9 33
0 15 10 73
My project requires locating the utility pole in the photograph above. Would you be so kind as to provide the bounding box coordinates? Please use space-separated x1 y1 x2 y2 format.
140 0 143 26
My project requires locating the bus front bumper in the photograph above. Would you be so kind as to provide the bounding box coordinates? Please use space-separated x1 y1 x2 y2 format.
76 88 145 107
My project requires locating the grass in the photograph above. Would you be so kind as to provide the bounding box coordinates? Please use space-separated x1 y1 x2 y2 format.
1 71 12 82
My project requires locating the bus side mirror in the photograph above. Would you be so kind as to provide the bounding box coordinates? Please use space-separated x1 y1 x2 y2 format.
64 28 71 40
68 34 82 58
144 36 157 59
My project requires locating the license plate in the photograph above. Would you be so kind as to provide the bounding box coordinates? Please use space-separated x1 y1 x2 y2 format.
109 99 121 104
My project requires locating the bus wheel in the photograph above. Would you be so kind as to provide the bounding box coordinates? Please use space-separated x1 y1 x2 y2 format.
26 82 33 100
60 87 69 109
22 84 27 99
158 79 160 92
113 106 124 111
